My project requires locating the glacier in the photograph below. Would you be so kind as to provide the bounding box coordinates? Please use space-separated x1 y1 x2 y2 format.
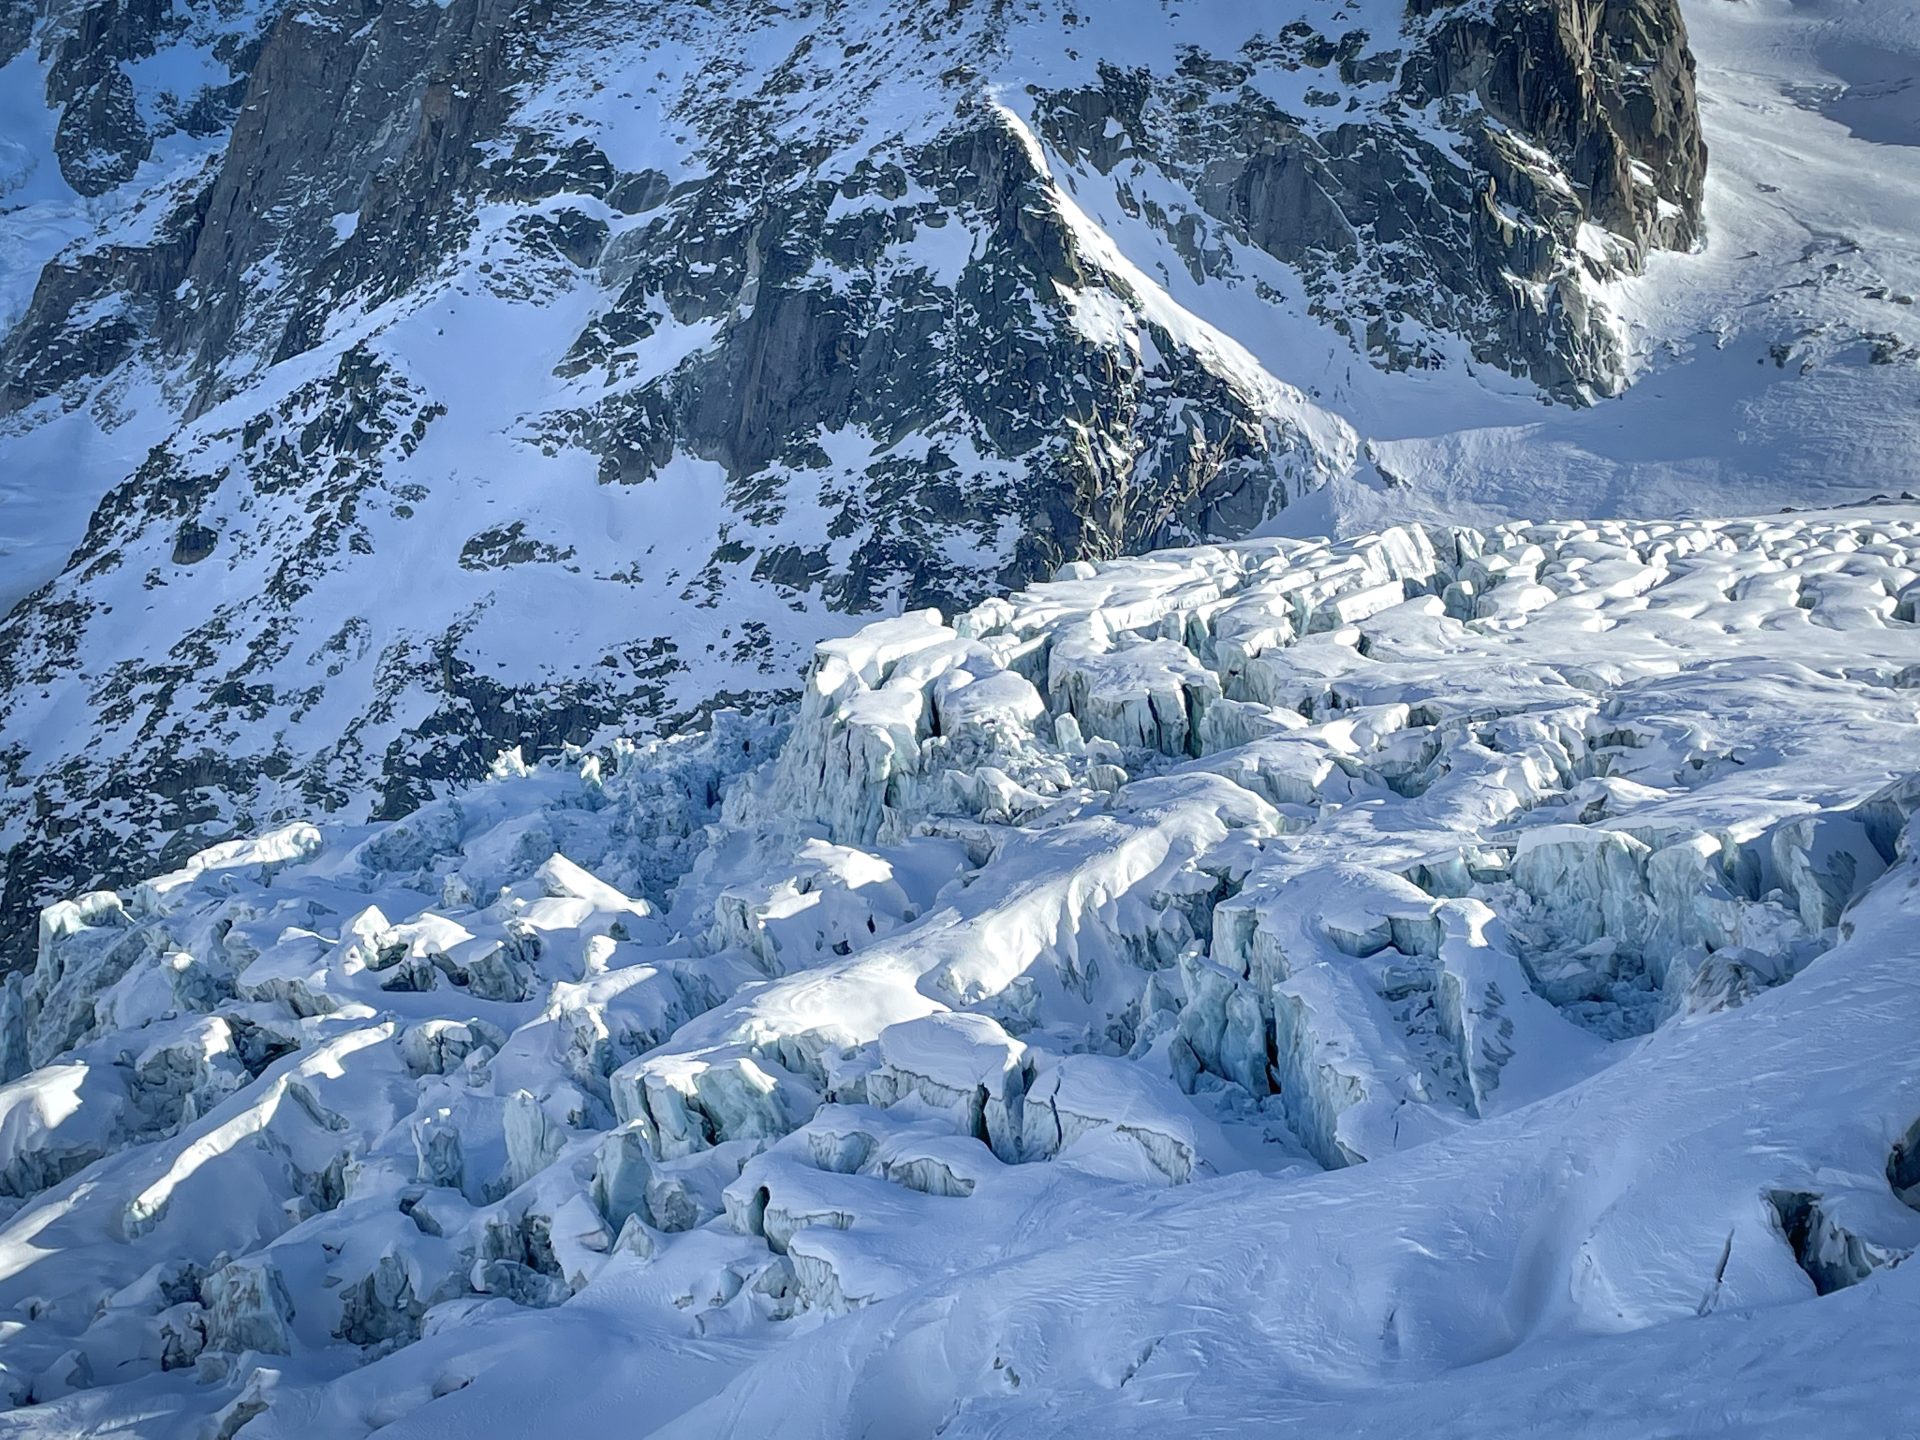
0 502 1914 1434
2 0 1919 1426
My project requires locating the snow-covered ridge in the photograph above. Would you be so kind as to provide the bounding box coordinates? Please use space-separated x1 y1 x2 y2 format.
0 504 1917 1432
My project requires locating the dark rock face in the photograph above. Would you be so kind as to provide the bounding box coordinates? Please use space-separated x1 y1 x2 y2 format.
0 0 1705 966
1036 0 1705 398
34 0 259 197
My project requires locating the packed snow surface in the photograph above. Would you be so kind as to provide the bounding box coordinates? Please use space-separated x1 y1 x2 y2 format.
0 503 1917 1434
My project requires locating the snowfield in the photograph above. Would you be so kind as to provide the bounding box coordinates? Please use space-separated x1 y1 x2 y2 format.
0 502 1915 1435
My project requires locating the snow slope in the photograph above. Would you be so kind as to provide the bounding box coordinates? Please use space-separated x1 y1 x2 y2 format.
0 0 273 612
0 501 1914 1434
0 0 1915 1429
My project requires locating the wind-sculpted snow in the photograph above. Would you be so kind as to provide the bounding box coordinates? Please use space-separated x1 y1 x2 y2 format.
0 505 1917 1432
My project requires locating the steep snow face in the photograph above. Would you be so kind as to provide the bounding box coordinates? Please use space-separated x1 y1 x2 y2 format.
0 0 278 610
0 0 1709 960
0 504 1914 1433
